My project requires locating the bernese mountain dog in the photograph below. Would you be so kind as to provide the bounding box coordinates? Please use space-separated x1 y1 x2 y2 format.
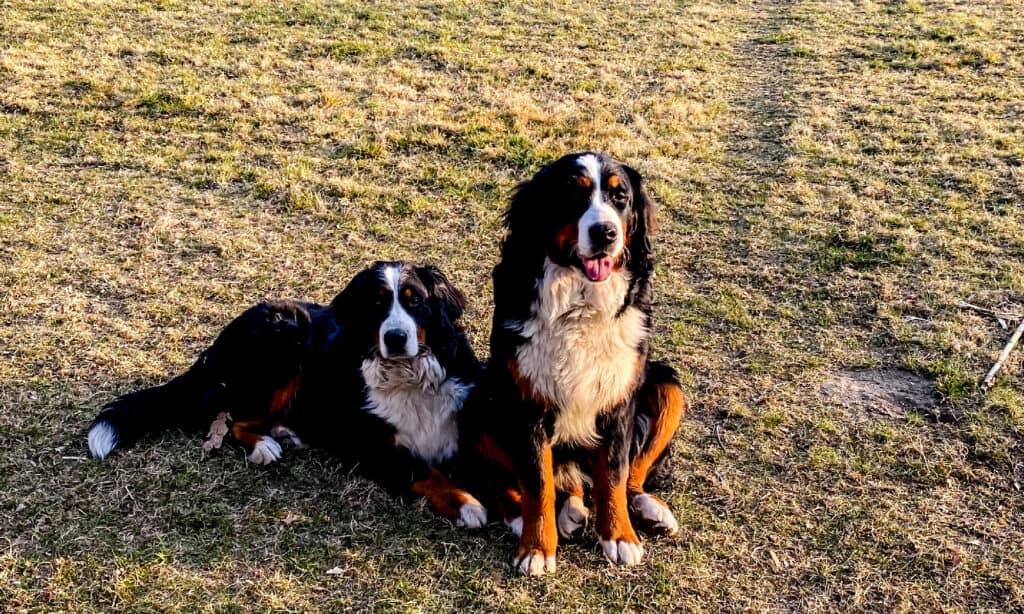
87 261 487 528
460 152 687 575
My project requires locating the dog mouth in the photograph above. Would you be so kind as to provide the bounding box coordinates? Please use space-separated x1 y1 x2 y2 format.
580 254 614 282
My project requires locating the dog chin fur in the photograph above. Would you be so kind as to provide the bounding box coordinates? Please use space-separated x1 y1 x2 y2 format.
361 351 472 465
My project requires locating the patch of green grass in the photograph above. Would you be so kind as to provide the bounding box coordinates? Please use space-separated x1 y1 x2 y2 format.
135 91 199 117
757 30 798 44
818 231 907 271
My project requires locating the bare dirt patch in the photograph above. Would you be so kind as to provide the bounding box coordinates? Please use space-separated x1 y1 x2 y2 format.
821 369 942 420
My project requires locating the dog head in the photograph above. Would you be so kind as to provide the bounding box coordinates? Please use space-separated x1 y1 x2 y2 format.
503 152 655 282
330 261 467 359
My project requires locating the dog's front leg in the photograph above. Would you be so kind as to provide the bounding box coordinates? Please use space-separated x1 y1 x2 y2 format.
593 410 644 566
513 421 558 576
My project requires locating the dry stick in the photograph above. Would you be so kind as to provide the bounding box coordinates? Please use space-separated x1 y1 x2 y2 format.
982 320 1024 390
957 301 1023 322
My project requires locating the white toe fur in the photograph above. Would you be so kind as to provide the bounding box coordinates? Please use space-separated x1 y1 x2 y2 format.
632 494 679 535
269 425 306 449
600 539 644 566
248 436 282 465
456 498 487 529
505 516 523 537
557 495 589 538
87 421 117 459
514 551 556 576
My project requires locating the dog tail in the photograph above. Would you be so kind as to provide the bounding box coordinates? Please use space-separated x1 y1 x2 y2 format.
87 362 213 460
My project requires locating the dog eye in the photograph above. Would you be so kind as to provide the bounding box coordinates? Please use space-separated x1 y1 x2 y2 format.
407 293 422 307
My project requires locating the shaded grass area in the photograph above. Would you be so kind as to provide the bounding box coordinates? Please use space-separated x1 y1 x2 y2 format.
1 0 1022 610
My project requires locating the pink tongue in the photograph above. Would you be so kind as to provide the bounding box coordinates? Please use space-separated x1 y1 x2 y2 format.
583 256 613 282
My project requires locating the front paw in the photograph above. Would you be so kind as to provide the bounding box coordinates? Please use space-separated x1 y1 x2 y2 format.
456 496 488 529
599 537 644 566
513 548 556 576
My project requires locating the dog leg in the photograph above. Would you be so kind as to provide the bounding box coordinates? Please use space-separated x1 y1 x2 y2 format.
627 362 686 536
411 468 487 529
514 441 558 576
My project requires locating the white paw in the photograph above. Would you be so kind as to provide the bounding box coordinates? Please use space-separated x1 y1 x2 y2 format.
455 497 487 529
600 539 644 566
87 421 117 459
514 550 556 576
248 436 282 465
505 516 523 537
270 425 306 449
632 493 679 536
557 495 589 539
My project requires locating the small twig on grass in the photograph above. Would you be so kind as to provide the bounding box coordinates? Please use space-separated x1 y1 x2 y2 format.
714 423 727 451
957 301 1023 322
982 320 1024 390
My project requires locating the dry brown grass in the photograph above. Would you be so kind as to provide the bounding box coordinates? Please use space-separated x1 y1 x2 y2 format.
1 0 1023 611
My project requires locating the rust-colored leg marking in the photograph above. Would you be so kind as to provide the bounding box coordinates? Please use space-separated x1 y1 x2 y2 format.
230 419 269 450
627 379 686 536
515 443 557 575
627 381 686 496
594 447 644 565
269 374 301 420
411 468 486 528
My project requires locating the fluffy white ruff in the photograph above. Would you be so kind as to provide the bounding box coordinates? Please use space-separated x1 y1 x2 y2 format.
557 495 589 539
361 351 471 465
87 421 117 459
600 539 644 566
248 436 282 465
456 497 488 529
632 493 679 535
515 550 556 576
509 258 646 446
505 516 524 537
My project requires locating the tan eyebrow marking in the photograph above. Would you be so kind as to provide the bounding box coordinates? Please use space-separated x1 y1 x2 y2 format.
607 175 619 189
576 175 592 188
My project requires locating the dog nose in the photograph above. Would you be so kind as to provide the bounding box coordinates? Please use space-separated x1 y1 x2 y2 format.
588 222 618 247
383 329 409 355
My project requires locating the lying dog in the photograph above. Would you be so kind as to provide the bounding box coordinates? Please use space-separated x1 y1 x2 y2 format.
87 261 487 528
461 153 687 575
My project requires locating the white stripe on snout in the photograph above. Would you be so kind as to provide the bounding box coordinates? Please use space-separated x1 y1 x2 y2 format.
576 154 625 259
380 265 419 358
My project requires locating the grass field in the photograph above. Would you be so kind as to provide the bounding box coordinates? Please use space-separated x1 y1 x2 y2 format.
2 0 1023 611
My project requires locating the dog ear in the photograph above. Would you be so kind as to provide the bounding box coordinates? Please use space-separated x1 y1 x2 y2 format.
500 164 551 255
416 265 467 321
623 165 656 269
329 263 384 322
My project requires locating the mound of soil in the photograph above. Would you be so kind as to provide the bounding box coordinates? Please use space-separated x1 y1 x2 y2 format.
821 369 944 421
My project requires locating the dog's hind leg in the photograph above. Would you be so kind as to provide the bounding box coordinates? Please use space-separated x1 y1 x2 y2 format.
229 419 282 465
626 361 686 536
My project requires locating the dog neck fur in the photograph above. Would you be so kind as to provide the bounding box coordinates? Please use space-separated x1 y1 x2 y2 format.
509 258 647 446
361 351 471 465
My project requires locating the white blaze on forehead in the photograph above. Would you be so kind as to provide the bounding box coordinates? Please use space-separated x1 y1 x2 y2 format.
577 153 602 186
380 264 419 358
576 154 625 259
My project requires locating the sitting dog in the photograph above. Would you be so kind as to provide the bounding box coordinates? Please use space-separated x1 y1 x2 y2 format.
87 261 487 528
460 153 687 575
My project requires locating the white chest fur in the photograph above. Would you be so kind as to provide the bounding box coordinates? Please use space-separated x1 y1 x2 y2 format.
509 259 647 446
360 353 471 465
